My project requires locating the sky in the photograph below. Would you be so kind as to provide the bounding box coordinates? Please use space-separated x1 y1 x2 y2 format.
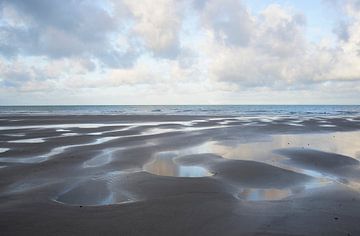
0 0 359 105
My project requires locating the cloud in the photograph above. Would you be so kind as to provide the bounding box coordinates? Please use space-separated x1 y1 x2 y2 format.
0 0 137 68
123 0 184 58
201 3 309 89
199 1 360 93
320 0 360 81
0 0 359 104
0 59 55 91
199 0 254 46
0 56 99 91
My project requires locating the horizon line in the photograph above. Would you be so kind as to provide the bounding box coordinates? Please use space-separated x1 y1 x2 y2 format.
0 104 359 106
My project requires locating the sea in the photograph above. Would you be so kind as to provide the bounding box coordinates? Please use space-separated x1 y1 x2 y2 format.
0 105 359 117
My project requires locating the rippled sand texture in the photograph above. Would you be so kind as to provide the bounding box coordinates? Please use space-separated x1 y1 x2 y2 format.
0 115 360 235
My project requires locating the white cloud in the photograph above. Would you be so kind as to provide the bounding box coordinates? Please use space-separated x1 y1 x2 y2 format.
200 1 360 93
201 3 309 88
123 0 184 58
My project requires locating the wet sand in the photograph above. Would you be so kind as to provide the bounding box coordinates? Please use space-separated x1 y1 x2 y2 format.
0 115 360 235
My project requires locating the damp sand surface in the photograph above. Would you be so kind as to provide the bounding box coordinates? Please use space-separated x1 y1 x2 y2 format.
0 115 360 235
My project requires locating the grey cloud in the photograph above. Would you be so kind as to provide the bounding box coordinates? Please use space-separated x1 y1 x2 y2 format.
0 62 52 89
204 4 314 90
200 0 253 46
0 0 138 68
325 0 360 42
78 58 96 72
0 70 30 87
192 0 208 10
256 12 306 57
333 20 350 41
152 40 180 59
4 0 115 42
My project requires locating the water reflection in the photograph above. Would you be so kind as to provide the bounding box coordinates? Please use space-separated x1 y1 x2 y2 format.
144 131 360 177
143 130 360 199
0 148 9 154
210 131 360 162
238 188 292 201
0 136 120 164
237 179 330 201
8 138 45 143
144 152 212 177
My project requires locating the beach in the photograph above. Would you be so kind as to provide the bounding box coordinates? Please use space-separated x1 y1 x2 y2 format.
1 0 360 234
0 113 360 235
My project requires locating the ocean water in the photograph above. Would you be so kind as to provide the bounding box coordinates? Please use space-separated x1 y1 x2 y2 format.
0 105 359 117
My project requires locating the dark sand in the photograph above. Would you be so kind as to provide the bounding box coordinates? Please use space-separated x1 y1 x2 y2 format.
0 115 360 235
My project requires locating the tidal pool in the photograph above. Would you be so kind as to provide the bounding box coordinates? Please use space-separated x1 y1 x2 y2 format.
143 131 359 200
144 152 213 177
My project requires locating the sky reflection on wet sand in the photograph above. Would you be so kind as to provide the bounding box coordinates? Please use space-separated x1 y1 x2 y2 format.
144 131 360 201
